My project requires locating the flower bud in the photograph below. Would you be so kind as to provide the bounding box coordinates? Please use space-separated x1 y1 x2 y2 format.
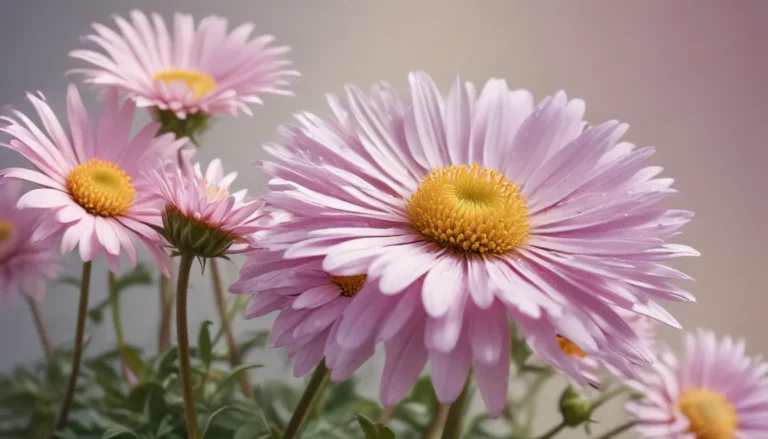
559 386 592 426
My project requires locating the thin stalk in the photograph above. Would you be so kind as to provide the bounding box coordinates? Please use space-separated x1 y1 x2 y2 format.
425 404 450 438
378 407 394 424
26 296 54 364
108 272 125 348
441 377 472 439
595 421 638 439
54 261 92 434
176 254 199 439
536 421 566 439
158 275 174 353
209 259 252 398
283 360 330 439
591 386 628 410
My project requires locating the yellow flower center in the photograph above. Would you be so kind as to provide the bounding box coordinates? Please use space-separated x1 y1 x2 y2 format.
66 159 135 217
329 274 368 297
0 219 14 245
152 69 218 99
201 179 228 202
678 389 738 439
407 164 530 255
557 335 588 358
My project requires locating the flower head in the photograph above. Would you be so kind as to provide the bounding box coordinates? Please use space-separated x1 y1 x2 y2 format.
70 10 298 120
626 329 768 438
230 245 375 380
0 180 60 304
0 86 185 275
256 71 697 415
150 158 265 258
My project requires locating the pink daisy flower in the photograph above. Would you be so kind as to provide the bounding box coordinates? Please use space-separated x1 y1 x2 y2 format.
0 86 185 274
0 180 60 304
255 71 697 415
230 247 375 380
150 158 266 257
626 329 768 438
70 10 298 119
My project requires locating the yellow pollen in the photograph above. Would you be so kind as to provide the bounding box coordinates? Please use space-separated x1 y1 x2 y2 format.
66 159 135 217
678 389 738 439
152 69 218 99
557 336 588 358
0 219 14 244
201 179 228 202
407 164 530 255
329 274 367 297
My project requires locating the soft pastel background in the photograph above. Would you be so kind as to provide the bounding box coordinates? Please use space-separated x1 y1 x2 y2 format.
1 1 766 437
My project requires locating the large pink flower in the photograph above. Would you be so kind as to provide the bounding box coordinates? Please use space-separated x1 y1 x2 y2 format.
149 158 266 257
70 10 298 119
626 329 768 438
254 71 697 415
0 86 185 274
0 180 60 304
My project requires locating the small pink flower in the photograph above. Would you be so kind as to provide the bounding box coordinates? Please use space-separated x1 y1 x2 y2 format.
0 180 60 305
0 86 185 274
70 10 299 119
150 158 265 257
626 329 768 438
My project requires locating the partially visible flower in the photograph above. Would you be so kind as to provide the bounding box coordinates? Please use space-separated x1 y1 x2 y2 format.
230 246 374 380
0 86 184 274
626 329 768 438
256 72 697 415
70 10 298 121
150 158 265 258
0 180 60 304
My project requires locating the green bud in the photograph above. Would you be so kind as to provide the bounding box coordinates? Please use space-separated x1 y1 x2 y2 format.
558 386 592 427
159 205 234 259
153 108 212 146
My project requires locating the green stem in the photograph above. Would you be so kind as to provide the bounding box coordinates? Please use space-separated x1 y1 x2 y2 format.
54 261 92 434
283 359 330 439
441 377 472 439
536 421 566 439
177 254 199 439
158 275 174 353
425 403 450 438
26 296 54 364
591 386 628 410
595 421 638 439
108 272 125 348
210 259 253 398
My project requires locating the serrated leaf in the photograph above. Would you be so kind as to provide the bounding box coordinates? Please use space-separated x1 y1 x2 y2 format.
198 321 213 372
101 427 139 439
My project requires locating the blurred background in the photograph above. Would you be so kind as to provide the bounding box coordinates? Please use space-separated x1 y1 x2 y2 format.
1 1 766 437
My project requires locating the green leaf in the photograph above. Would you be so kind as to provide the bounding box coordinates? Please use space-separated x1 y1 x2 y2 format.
211 364 262 399
114 264 152 292
101 427 139 439
356 414 379 439
119 346 145 378
201 406 240 438
198 321 213 371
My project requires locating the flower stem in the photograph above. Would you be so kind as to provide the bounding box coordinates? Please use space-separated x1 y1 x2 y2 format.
425 403 450 438
283 359 330 439
176 254 199 439
158 275 174 353
108 272 125 348
26 296 54 364
536 421 566 439
441 377 472 439
54 261 92 433
210 259 252 398
595 421 638 439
